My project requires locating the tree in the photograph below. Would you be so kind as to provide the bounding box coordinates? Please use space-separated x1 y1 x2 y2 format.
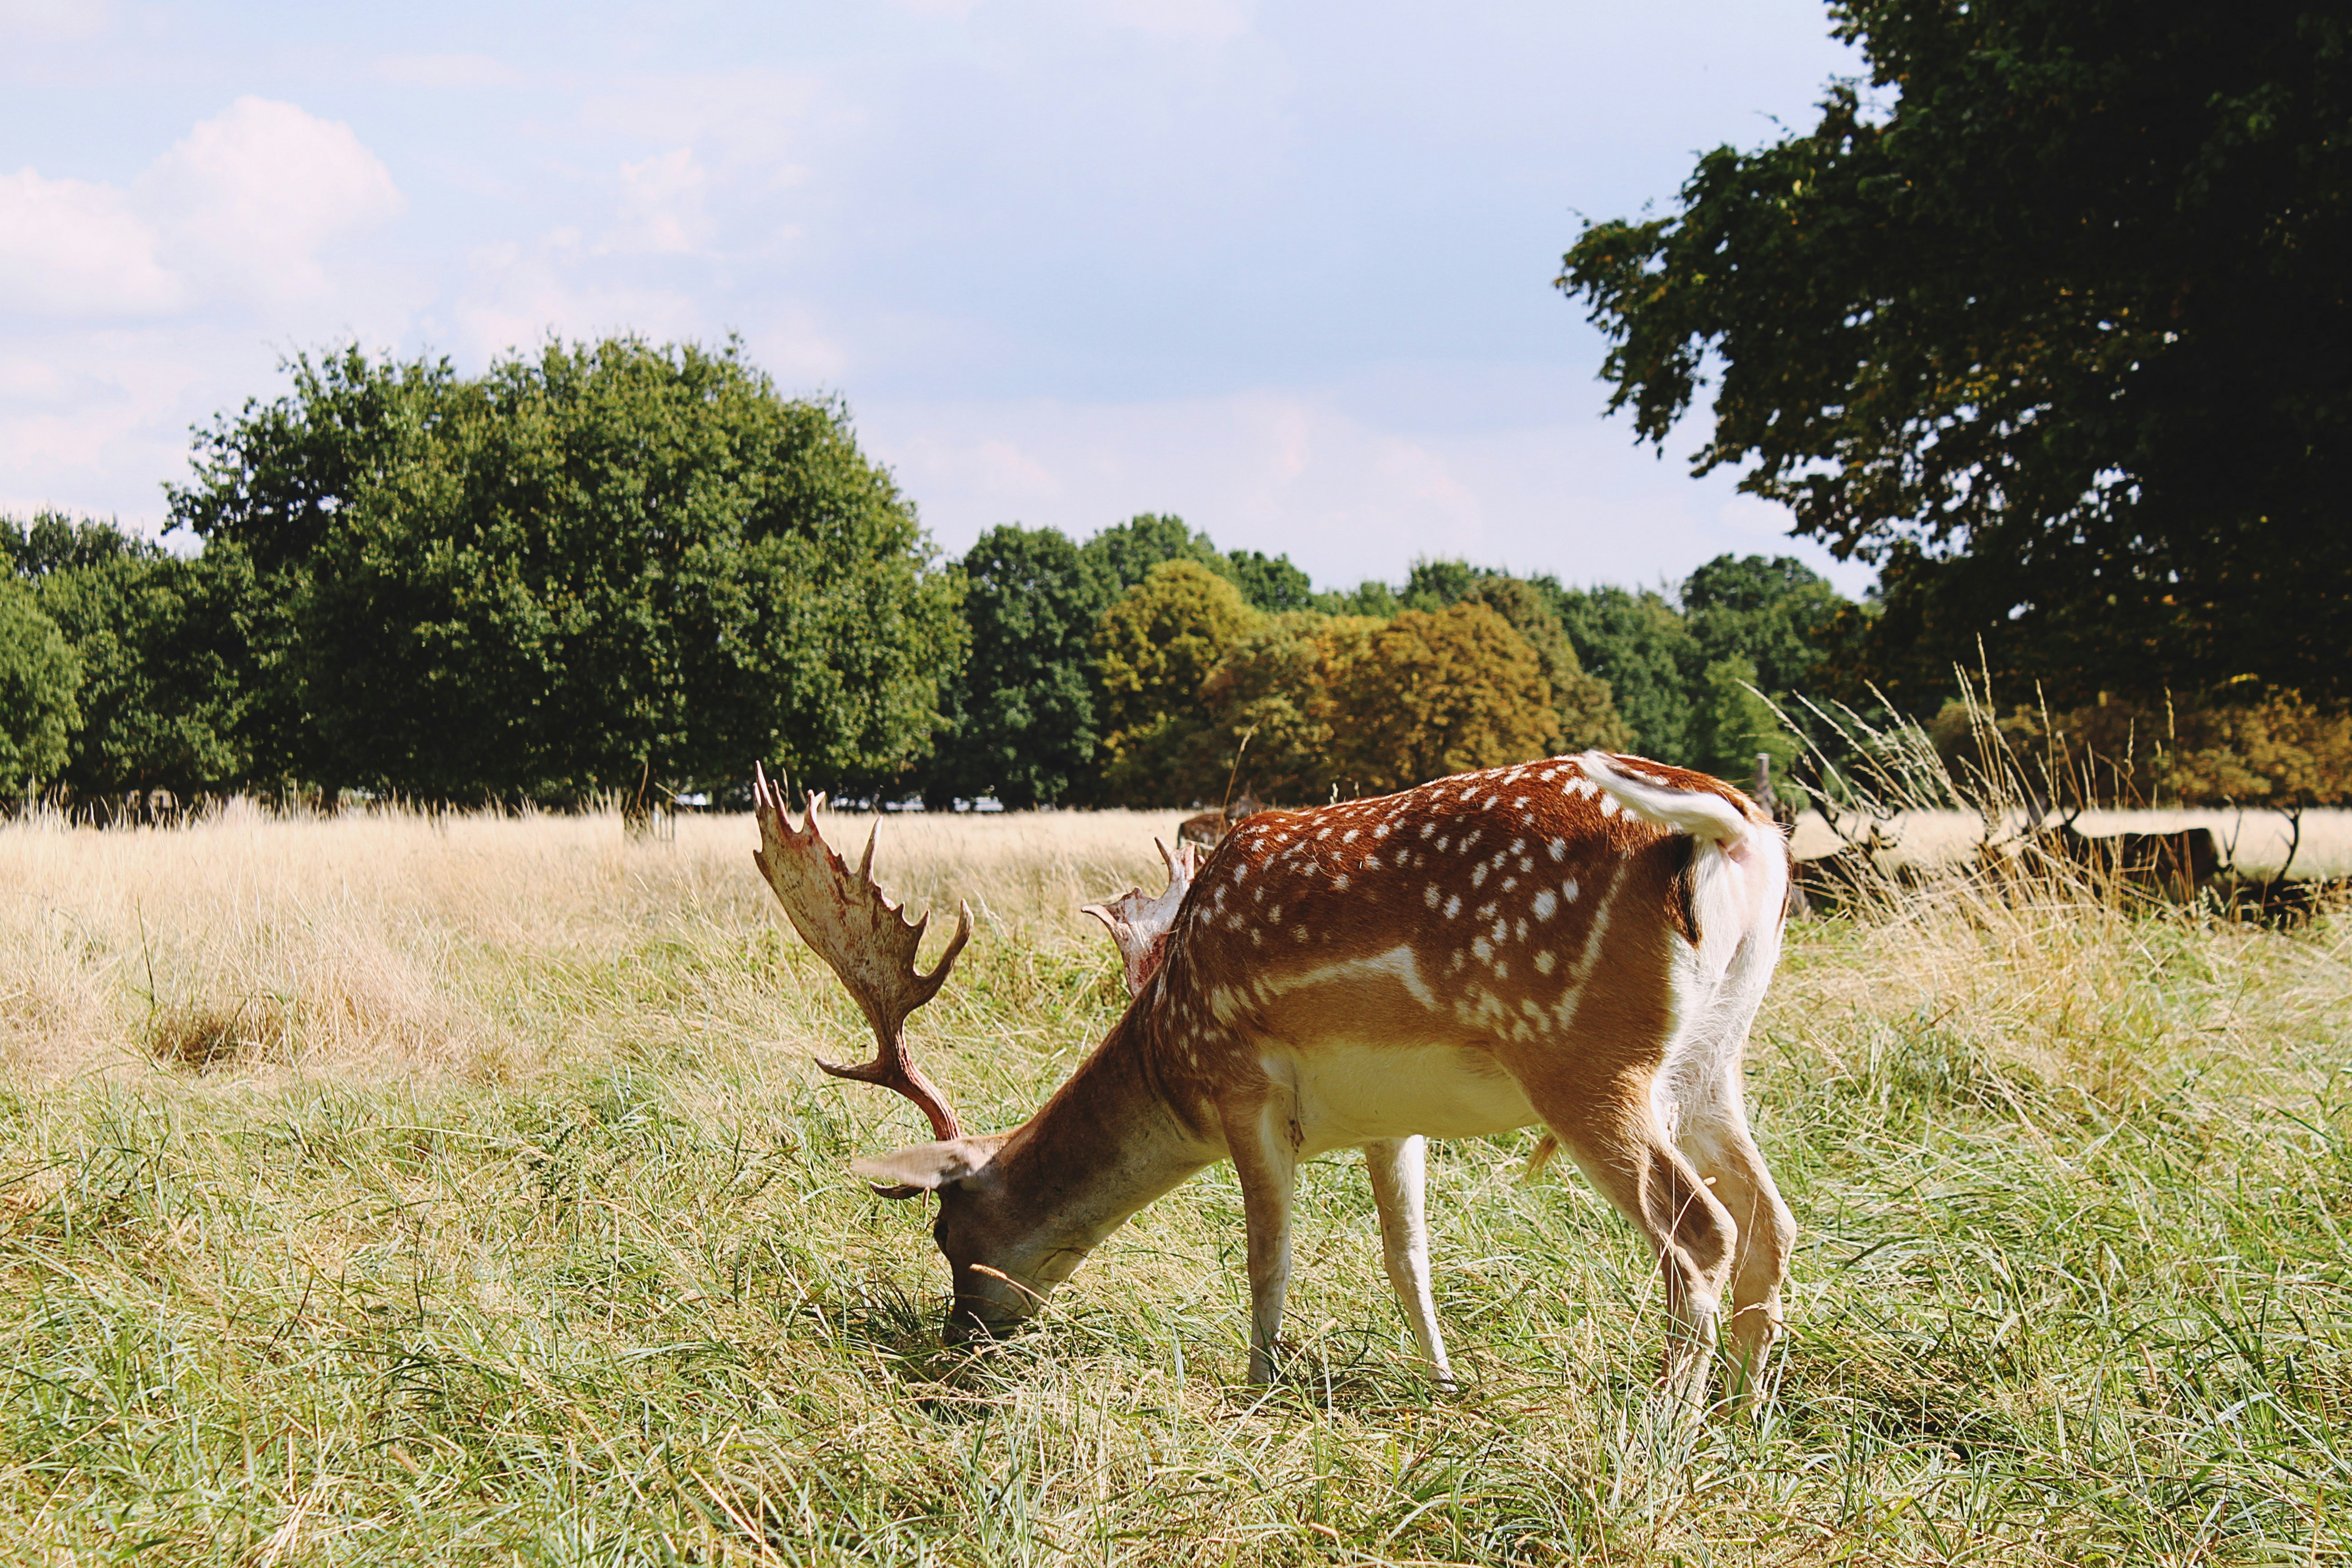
4 512 251 802
1679 555 1845 705
1193 612 1386 804
0 577 79 796
1695 655 1802 783
927 525 1109 808
1224 549 1318 612
170 338 965 804
1089 561 1255 804
1398 559 1633 751
1562 0 2352 708
1324 603 1559 793
1077 514 1231 600
1551 587 1703 762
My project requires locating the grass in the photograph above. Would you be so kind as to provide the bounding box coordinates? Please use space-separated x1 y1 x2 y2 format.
1 803 2349 1564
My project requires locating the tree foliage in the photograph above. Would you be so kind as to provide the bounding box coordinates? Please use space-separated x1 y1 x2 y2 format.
1695 655 1802 782
928 525 1108 808
1563 0 2352 708
170 338 964 803
1551 587 1702 761
0 576 79 795
1194 612 1386 804
7 513 250 799
1324 603 1560 794
1089 561 1254 804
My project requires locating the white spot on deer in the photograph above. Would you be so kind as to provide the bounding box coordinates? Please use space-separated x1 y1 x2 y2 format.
1333 873 1351 890
1492 959 1509 979
1444 894 1462 919
1373 823 1390 839
1464 830 1483 851
1490 917 1508 944
1436 836 1450 852
1233 863 1248 883
1363 855 1380 871
1516 917 1529 939
1425 884 1441 908
1533 888 1558 920
1250 929 1263 947
1535 950 1557 975
1598 795 1620 818
1419 822 1436 839
1471 864 1489 888
1294 925 1310 942
1518 856 1534 873
1269 906 1284 924
1510 838 1525 854
1472 936 1493 962
1501 876 1518 892
1317 828 1332 840
1342 828 1359 843
1563 877 1580 903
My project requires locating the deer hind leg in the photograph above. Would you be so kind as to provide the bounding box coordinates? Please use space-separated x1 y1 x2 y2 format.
1220 1094 1299 1384
1535 1087 1738 1403
1362 1136 1456 1391
1673 1089 1794 1409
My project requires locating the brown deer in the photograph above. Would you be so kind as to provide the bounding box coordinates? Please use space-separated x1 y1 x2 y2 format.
751 752 1796 1404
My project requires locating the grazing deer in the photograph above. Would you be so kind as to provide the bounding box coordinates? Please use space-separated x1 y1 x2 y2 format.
751 752 1796 1404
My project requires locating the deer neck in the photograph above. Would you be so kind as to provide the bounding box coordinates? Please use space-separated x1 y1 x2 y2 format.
976 1008 1218 1292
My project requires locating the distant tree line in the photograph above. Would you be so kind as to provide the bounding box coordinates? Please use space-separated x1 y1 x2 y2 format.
927 514 1839 808
0 338 1857 815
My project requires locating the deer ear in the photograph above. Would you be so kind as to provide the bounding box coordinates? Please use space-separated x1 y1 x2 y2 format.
851 1137 999 1196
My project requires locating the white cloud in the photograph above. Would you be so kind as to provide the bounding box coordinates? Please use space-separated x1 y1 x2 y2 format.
0 99 406 322
135 97 406 304
0 168 179 316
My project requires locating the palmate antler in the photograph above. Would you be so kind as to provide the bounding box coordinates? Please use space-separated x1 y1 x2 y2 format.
750 764 971 1149
1082 838 1197 998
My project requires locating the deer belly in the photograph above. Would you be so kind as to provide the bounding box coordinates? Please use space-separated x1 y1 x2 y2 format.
1276 1043 1538 1154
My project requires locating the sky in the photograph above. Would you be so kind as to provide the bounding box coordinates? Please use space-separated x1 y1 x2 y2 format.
0 0 1872 598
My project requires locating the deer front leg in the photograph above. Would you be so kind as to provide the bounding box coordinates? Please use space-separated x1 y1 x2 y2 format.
1221 1097 1298 1384
1363 1137 1456 1391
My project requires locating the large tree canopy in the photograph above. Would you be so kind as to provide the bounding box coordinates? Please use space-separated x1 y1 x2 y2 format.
927 524 1108 808
170 338 964 803
1562 0 2352 709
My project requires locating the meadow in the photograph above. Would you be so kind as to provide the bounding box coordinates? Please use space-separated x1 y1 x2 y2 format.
0 801 2348 1565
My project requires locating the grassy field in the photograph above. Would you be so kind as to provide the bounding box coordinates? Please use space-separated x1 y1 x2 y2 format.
1 804 2349 1565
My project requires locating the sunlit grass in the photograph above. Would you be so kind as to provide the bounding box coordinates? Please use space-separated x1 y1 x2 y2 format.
0 805 2348 1563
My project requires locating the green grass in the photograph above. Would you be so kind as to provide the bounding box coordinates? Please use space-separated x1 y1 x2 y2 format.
2 816 2350 1564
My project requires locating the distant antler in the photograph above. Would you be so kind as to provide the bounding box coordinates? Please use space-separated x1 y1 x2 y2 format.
1083 838 1197 997
750 764 970 1147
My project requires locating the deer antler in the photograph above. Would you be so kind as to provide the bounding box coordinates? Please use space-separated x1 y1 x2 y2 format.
1083 838 1197 997
750 763 970 1146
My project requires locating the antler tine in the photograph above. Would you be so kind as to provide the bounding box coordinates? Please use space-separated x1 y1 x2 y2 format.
750 761 968 1145
1083 835 1199 998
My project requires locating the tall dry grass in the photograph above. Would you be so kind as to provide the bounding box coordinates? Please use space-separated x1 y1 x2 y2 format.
0 803 1189 1086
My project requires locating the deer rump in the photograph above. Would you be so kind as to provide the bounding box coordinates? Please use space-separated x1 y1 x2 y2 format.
755 751 1797 1405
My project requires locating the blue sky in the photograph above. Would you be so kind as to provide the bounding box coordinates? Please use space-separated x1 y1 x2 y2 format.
0 0 1870 596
